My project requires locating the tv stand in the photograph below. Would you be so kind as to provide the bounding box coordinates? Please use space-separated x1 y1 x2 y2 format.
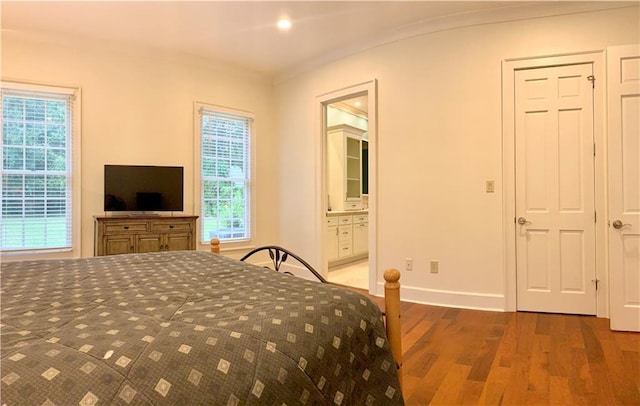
94 215 198 256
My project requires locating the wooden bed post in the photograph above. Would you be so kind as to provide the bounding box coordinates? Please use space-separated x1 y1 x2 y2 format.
210 238 220 254
384 268 403 390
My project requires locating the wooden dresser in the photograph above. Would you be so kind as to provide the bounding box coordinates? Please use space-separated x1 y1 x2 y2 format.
94 215 198 256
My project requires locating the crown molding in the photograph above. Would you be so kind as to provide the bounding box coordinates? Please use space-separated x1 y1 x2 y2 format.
274 2 636 84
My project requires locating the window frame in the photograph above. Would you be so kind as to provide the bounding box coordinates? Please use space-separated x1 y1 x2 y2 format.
194 102 255 250
0 81 81 259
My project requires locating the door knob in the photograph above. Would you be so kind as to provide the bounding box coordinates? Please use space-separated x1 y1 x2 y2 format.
612 219 630 229
517 217 530 225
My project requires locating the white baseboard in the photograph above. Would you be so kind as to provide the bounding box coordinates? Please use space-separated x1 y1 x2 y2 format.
375 282 506 312
257 260 506 311
254 261 322 282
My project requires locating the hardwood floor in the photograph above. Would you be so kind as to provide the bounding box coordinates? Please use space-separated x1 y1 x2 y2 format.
363 296 640 405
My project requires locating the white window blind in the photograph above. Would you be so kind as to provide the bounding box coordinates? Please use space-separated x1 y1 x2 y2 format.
1 87 74 251
199 107 251 242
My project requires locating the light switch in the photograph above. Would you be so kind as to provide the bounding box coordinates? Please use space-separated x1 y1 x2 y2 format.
486 180 495 193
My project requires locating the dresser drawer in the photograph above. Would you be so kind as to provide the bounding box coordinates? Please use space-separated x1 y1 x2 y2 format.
338 241 353 258
353 214 368 224
353 222 367 230
338 225 352 242
327 217 339 227
104 222 148 233
151 221 192 232
344 201 362 211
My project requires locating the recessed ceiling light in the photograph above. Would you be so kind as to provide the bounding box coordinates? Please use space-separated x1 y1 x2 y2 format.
277 18 291 30
355 101 362 107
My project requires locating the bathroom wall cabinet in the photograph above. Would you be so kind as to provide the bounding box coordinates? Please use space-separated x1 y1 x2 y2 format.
327 124 365 212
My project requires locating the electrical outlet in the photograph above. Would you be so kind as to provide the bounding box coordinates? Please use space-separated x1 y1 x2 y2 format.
405 258 413 271
486 180 495 193
430 260 439 274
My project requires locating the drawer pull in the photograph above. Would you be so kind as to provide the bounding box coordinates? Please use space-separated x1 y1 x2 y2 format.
123 226 129 230
169 225 174 229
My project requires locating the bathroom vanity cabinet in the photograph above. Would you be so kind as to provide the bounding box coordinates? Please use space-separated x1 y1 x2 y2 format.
326 211 368 266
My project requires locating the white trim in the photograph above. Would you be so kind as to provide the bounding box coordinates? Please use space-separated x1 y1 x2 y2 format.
276 2 633 83
1 80 77 96
378 284 506 313
279 262 325 283
72 88 82 259
315 80 378 294
502 51 607 317
197 103 255 121
0 80 81 260
193 101 256 249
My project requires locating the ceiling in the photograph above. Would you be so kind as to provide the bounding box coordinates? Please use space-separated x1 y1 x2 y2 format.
1 1 634 78
333 96 368 116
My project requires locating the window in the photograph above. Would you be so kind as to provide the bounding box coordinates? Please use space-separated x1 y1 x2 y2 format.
1 82 80 254
197 104 252 243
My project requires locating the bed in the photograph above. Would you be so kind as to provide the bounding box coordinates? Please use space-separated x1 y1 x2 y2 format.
1 249 404 405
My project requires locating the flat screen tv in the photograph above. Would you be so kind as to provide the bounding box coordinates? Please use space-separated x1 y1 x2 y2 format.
104 165 184 212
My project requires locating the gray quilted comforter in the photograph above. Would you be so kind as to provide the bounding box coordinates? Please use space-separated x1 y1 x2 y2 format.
1 251 403 405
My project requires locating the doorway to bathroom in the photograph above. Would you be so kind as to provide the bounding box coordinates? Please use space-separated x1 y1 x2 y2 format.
317 80 377 293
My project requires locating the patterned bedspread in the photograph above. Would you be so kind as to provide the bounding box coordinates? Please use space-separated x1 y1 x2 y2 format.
1 251 403 405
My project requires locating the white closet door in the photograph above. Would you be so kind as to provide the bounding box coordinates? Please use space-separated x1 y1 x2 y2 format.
515 63 597 315
608 44 640 332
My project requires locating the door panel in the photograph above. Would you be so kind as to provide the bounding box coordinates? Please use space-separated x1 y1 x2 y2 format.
515 63 596 314
558 110 583 210
136 235 162 253
525 230 550 290
559 230 585 292
608 44 640 331
166 233 192 251
104 235 133 256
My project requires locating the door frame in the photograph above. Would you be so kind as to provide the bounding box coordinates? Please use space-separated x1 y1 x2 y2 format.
315 80 378 294
502 51 607 317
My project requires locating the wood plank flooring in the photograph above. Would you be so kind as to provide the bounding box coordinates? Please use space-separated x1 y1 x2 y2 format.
363 295 640 405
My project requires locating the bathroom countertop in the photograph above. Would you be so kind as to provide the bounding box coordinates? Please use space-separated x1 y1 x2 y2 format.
326 209 368 217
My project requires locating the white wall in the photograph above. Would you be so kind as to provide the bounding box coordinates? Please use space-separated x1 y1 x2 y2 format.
273 7 640 309
1 32 279 257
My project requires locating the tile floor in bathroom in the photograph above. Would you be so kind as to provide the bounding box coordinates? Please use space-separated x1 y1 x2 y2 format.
327 259 368 290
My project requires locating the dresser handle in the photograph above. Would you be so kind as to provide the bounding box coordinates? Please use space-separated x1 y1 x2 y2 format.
169 225 174 229
123 226 129 230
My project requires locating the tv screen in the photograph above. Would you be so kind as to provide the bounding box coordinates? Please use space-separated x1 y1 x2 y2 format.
104 165 184 212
